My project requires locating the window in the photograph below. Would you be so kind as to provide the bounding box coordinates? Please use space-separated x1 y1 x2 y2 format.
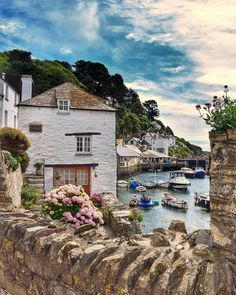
58 100 69 111
4 111 8 127
76 136 92 153
53 166 91 194
14 115 17 128
5 85 9 100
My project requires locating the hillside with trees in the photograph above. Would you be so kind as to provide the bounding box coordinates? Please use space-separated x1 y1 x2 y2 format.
0 49 203 157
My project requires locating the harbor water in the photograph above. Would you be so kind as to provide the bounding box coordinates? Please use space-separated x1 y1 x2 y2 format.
117 171 210 233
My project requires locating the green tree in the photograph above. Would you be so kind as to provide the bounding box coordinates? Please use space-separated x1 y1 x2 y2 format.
143 100 160 121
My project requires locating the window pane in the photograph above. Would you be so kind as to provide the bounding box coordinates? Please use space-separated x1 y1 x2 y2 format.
76 170 89 185
77 137 83 152
54 169 65 186
65 168 74 184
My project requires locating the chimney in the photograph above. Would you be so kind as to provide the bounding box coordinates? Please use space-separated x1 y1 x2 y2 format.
21 75 33 102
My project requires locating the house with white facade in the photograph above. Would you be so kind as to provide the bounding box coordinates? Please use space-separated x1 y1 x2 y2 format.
0 73 19 128
142 132 175 155
18 77 117 195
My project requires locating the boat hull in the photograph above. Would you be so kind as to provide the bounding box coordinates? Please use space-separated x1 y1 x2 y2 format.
169 183 189 190
195 171 205 179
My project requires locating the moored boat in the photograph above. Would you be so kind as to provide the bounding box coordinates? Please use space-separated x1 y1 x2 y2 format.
194 192 210 210
138 194 159 208
194 168 206 179
117 180 128 188
162 193 188 209
181 167 195 178
155 180 169 188
169 171 191 190
136 185 146 192
143 181 156 189
130 179 142 189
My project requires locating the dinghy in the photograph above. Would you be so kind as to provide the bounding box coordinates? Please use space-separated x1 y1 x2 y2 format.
117 180 128 188
162 193 188 209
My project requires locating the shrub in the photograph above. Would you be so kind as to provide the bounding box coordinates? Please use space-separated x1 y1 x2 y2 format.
20 152 30 173
42 184 104 227
21 183 40 209
128 209 144 222
0 127 30 155
6 153 20 171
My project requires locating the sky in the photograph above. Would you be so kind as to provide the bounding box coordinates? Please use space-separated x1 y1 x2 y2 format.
1 0 236 150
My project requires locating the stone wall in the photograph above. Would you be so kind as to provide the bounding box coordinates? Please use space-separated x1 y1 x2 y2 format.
210 130 236 261
0 151 22 208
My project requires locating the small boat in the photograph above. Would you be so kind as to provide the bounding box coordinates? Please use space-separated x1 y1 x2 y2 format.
194 168 206 179
117 180 128 188
194 192 210 210
130 180 142 189
143 181 156 189
181 167 195 178
129 197 138 208
155 180 169 188
169 171 191 190
138 194 159 208
162 193 188 209
136 185 146 192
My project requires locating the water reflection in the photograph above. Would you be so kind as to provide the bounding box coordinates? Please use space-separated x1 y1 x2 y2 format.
117 171 210 233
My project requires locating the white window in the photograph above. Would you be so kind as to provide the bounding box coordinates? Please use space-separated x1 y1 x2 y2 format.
76 136 92 153
4 111 8 127
58 100 69 111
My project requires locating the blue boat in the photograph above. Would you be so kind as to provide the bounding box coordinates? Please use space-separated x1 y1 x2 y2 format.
137 194 159 208
130 180 141 189
195 168 206 179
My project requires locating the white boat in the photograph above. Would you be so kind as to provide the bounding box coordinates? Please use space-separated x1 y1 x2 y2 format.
162 193 188 209
169 171 191 190
136 185 146 192
117 180 128 188
194 192 210 210
143 181 156 189
155 180 169 188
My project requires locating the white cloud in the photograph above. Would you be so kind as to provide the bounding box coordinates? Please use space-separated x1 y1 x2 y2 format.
60 47 73 55
0 21 23 34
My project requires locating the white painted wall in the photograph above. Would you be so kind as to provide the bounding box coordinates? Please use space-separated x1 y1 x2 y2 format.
18 106 117 195
21 75 33 102
0 79 19 128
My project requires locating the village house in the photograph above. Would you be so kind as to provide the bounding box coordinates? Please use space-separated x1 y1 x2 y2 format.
142 132 175 155
117 145 141 176
0 73 19 128
18 76 117 195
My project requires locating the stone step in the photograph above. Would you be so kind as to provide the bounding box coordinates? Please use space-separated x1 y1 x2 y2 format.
30 204 42 211
27 178 44 184
25 174 44 179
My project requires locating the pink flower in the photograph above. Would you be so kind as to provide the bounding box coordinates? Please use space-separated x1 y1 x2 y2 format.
52 198 58 204
62 197 70 204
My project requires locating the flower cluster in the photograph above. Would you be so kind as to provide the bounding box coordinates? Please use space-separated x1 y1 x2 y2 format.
90 193 102 208
42 184 104 227
196 85 236 132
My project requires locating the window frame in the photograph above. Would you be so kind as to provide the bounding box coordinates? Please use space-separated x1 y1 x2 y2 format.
58 99 70 112
4 110 8 127
76 136 92 154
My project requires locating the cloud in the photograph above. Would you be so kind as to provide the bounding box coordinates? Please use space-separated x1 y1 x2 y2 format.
0 20 23 34
60 47 73 55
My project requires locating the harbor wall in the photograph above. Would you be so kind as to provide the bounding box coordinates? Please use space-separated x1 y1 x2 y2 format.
210 130 236 262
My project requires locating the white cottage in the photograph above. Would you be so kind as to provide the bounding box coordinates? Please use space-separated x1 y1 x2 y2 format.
0 73 19 128
18 78 117 195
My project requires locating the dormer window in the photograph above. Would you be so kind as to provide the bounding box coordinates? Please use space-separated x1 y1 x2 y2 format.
58 100 70 112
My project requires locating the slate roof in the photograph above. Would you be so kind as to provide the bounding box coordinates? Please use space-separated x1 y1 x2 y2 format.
19 82 115 112
142 150 170 158
117 146 140 157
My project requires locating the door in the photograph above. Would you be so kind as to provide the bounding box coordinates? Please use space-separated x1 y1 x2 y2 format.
53 166 91 195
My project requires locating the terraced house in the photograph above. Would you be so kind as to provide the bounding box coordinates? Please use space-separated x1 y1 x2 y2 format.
18 76 117 195
0 73 19 128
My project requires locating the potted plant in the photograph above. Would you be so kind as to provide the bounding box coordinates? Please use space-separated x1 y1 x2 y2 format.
34 162 43 176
